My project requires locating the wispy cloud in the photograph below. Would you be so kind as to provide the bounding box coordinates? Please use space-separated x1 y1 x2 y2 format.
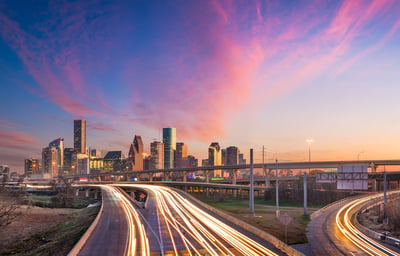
1 0 399 143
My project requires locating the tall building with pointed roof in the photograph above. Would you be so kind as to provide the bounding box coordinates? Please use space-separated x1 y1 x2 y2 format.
128 135 143 171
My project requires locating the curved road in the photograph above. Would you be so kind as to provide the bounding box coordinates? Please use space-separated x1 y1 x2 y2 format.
79 185 149 256
307 193 400 256
77 184 294 255
307 197 366 256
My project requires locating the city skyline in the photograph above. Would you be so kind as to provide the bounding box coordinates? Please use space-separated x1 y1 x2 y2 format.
1 1 400 172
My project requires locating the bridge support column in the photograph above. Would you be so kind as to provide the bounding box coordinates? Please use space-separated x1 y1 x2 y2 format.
149 173 154 182
183 171 187 182
85 189 90 197
232 169 239 198
265 169 272 188
205 170 211 183
75 189 79 197
372 179 377 192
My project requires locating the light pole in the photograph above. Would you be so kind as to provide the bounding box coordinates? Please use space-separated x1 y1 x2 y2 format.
357 152 364 161
306 139 313 163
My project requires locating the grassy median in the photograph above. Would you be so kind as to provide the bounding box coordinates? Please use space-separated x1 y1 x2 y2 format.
200 198 321 244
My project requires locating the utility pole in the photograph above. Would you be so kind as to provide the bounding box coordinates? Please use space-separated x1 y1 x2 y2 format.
384 168 387 205
249 149 254 215
263 145 269 188
304 172 307 215
276 158 279 217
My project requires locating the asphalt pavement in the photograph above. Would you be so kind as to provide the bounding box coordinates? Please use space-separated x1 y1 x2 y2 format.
79 188 129 256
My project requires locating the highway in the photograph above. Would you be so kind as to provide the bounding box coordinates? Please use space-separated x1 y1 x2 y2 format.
78 185 149 256
307 193 400 256
335 193 400 256
114 184 286 256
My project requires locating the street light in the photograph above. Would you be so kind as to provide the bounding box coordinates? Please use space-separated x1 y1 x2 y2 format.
306 139 313 162
357 152 364 161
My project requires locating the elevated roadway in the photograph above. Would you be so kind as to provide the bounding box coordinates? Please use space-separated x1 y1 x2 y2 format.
63 159 400 180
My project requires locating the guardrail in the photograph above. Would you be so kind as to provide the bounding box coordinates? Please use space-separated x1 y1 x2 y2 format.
354 192 400 249
68 188 104 256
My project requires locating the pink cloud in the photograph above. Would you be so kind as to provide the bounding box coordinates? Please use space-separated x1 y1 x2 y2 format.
0 129 41 151
0 2 122 119
87 121 117 132
1 0 399 145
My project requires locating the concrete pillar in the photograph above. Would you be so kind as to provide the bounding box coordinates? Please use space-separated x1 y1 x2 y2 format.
372 179 377 192
75 189 79 196
165 172 170 181
206 170 211 183
265 169 272 188
183 171 187 182
149 173 154 182
232 169 238 198
94 190 98 199
85 189 90 197
370 163 376 172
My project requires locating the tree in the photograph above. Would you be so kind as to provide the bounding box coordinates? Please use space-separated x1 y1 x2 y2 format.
0 203 19 227
0 187 21 227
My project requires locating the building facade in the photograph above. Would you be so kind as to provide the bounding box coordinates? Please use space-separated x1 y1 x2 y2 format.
63 148 77 175
24 158 39 178
77 153 89 175
42 146 58 178
208 142 222 177
175 142 188 168
150 141 164 169
226 146 239 165
49 138 64 170
163 127 176 169
128 135 144 171
187 155 198 167
103 151 123 172
74 119 86 154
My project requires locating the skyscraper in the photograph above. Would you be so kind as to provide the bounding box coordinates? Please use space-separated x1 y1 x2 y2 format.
209 142 222 177
187 155 198 167
42 146 58 178
150 141 164 169
24 158 39 178
49 138 64 169
163 127 176 169
226 146 239 165
128 135 144 171
63 148 77 175
74 119 86 154
175 142 188 168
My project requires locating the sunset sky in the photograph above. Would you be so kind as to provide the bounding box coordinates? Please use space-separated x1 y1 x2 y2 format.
1 0 400 172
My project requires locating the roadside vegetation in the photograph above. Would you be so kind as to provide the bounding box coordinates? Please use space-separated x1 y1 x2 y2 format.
0 207 98 256
358 194 400 238
199 196 322 244
0 185 100 255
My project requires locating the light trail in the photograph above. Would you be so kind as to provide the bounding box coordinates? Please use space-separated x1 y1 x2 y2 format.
97 185 150 256
117 184 279 256
336 192 400 256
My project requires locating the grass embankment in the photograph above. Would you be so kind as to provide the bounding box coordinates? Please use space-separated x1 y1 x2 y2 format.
200 198 322 244
0 206 99 256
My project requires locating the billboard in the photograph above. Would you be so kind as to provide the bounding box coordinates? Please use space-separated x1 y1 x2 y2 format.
337 165 368 190
316 171 337 183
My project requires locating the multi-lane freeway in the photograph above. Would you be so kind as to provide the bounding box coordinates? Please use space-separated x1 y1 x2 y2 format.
77 184 289 256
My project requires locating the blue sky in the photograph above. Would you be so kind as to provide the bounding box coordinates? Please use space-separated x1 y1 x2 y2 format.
1 0 400 172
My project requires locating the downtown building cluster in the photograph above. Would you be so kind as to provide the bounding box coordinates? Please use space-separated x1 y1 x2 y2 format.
23 120 246 179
